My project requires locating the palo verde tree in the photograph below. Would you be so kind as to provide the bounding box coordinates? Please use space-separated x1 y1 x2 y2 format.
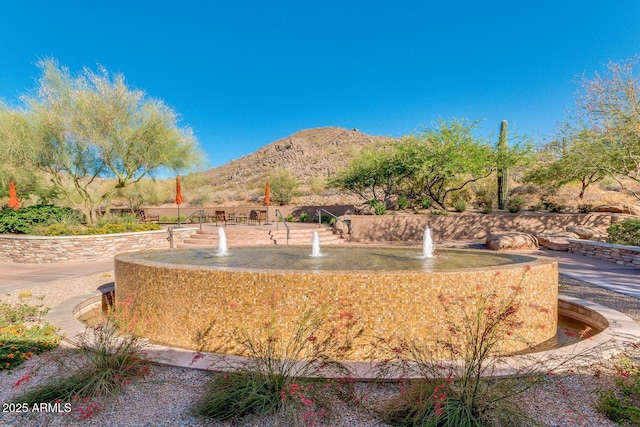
0 103 50 200
26 59 202 224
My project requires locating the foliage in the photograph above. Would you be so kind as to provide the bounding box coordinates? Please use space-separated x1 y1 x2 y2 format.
429 209 449 216
13 312 150 418
595 354 640 426
194 299 361 425
452 200 467 212
0 301 60 371
525 130 607 200
607 218 640 246
268 169 300 205
369 199 387 215
329 149 397 204
473 182 496 214
506 196 526 213
397 195 409 210
299 212 310 223
25 58 203 225
375 275 545 427
0 204 78 234
421 198 432 209
0 104 48 198
548 56 640 201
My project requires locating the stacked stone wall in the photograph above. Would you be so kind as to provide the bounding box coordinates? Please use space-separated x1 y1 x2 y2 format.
568 239 640 270
0 228 195 263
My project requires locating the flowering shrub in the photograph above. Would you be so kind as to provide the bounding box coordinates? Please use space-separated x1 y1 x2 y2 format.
0 302 60 371
596 352 640 425
194 298 361 426
12 305 150 419
376 273 548 426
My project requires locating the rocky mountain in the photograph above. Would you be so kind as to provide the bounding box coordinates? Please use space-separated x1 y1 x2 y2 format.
194 127 392 202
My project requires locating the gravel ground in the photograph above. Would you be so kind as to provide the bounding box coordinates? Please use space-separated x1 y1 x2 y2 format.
1 273 639 426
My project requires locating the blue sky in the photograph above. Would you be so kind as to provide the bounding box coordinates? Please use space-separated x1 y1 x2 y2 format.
1 1 639 169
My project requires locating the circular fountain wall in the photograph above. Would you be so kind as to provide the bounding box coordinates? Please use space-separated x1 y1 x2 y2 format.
114 247 558 361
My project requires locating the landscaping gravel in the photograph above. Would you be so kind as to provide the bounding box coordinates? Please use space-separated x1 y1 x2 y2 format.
1 273 639 426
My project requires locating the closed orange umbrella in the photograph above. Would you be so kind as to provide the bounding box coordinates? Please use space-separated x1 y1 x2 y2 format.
8 182 19 210
175 176 184 205
175 176 183 227
264 182 270 206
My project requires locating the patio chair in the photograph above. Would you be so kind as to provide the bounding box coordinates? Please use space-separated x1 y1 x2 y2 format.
214 210 229 226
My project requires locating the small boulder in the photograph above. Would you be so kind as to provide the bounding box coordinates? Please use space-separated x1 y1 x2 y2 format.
486 232 538 251
333 215 351 236
536 232 580 251
566 226 607 241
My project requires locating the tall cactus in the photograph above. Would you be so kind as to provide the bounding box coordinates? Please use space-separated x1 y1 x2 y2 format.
497 120 509 210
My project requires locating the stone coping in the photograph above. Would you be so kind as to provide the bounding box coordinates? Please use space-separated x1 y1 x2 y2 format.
568 238 640 252
48 293 640 380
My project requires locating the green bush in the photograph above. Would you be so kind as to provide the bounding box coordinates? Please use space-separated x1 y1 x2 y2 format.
32 222 160 236
607 219 640 247
0 205 79 234
452 200 467 212
430 209 449 216
369 200 386 215
420 198 432 209
506 196 526 213
299 212 309 223
397 195 409 210
0 302 60 371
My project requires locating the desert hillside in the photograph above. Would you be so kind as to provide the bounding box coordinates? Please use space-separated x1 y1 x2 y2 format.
185 127 392 205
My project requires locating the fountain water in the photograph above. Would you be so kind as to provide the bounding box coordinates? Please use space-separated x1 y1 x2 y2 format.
217 227 228 256
311 230 322 257
422 226 435 258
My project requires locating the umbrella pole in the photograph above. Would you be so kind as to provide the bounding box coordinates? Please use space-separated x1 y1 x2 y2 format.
177 204 181 228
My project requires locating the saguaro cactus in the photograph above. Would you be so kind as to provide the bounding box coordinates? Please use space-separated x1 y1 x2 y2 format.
497 120 509 210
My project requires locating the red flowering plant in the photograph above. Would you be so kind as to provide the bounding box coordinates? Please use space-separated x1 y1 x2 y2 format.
375 271 554 427
193 294 363 426
12 294 150 419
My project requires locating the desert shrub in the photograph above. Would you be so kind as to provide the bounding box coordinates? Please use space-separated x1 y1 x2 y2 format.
376 274 549 427
452 200 467 212
193 300 360 426
286 213 295 222
13 305 150 418
299 212 310 223
369 200 386 215
473 184 495 214
507 196 526 213
595 354 640 425
420 198 432 209
0 302 60 371
449 189 471 211
607 218 640 247
429 209 449 216
529 202 545 211
397 195 409 210
0 205 79 234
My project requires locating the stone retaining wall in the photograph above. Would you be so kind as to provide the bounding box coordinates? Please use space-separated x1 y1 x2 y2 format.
568 239 640 270
348 213 622 242
0 228 196 263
